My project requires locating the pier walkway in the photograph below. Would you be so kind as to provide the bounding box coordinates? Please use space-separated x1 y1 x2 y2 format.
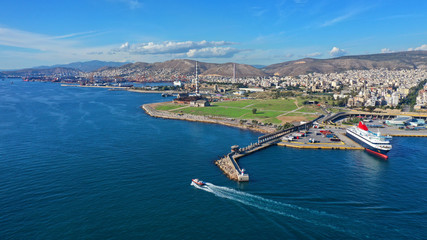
323 111 427 124
215 115 324 182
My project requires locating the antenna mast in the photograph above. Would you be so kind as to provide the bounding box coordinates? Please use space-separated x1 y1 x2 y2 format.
233 63 236 83
195 61 199 95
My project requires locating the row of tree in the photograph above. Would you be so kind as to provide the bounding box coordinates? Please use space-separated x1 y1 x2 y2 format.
399 79 427 110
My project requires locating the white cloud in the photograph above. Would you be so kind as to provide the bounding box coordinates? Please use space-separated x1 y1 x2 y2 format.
305 52 322 57
408 44 427 51
120 42 130 50
329 47 347 57
0 26 245 68
381 48 394 53
0 27 77 51
0 26 130 68
87 51 104 55
322 12 354 27
186 47 240 58
321 6 373 27
112 40 237 56
251 7 267 17
109 0 142 9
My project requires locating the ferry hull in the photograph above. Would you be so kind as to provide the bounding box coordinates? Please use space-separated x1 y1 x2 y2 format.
346 131 390 158
365 148 389 159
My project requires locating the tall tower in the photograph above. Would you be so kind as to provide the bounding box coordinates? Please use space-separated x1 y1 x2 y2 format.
233 63 236 83
195 61 199 95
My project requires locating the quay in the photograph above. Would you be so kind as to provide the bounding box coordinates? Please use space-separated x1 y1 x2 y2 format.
388 133 427 137
216 113 427 182
277 141 364 150
323 111 427 124
141 103 427 182
215 116 324 182
61 84 130 89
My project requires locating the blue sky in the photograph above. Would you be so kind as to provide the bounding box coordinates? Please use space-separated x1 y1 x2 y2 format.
1 0 426 69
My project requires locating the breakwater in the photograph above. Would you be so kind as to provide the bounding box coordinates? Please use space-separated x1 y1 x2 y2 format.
215 116 324 181
142 103 273 133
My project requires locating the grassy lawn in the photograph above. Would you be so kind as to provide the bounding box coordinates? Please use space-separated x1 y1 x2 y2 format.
242 110 283 120
251 99 297 111
155 103 186 111
262 118 283 124
172 105 251 118
154 99 320 124
215 99 297 111
295 106 320 113
286 112 319 121
214 99 259 108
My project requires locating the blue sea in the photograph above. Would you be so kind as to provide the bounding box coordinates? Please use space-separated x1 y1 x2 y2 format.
1 79 426 239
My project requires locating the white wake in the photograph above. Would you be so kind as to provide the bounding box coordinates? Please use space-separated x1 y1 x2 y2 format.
191 182 356 234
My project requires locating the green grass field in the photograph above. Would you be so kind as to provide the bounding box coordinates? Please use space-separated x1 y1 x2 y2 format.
155 104 186 111
214 100 259 108
154 99 320 124
173 106 251 118
295 106 320 113
286 112 319 121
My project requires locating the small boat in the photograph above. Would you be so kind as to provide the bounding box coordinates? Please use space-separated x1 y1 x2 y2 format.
192 179 206 186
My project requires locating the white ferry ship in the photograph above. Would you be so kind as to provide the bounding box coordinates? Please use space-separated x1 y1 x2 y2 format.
346 122 392 159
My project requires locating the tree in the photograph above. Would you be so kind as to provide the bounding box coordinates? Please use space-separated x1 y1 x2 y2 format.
239 119 247 125
366 106 376 112
252 108 257 114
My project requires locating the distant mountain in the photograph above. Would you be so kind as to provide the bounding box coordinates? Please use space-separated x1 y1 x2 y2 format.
2 67 82 77
263 51 427 76
94 51 427 78
3 51 427 79
93 59 266 78
200 62 266 77
251 65 266 69
35 60 130 72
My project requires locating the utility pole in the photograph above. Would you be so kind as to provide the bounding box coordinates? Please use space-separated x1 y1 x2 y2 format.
233 63 236 83
195 61 199 95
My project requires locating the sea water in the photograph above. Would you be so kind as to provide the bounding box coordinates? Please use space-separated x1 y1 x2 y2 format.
0 79 426 239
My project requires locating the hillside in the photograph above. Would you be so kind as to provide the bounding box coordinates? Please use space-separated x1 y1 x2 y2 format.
2 51 427 78
2 67 82 77
34 60 130 72
201 62 266 77
93 59 265 78
263 51 427 76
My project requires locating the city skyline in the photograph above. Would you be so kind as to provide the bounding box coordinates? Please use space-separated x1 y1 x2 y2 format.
1 0 427 69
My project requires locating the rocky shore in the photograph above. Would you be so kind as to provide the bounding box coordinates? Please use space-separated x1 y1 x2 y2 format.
214 156 240 181
142 103 275 134
142 102 278 181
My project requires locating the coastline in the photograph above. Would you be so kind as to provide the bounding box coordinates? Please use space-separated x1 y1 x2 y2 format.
142 100 427 182
128 89 180 94
142 103 275 134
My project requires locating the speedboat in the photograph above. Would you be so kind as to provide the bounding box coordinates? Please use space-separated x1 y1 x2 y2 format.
192 179 206 186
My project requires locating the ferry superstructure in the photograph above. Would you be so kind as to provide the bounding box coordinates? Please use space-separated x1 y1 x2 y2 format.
346 122 392 159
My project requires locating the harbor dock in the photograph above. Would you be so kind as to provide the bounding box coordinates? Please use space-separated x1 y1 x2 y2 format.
142 103 427 182
215 119 427 182
215 116 324 182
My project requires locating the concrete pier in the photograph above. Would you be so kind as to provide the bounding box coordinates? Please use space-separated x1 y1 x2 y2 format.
215 116 325 182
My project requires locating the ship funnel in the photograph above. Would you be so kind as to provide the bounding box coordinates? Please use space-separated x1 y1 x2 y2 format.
358 121 368 131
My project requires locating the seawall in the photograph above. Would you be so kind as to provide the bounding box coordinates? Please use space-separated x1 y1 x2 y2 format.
142 103 274 134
